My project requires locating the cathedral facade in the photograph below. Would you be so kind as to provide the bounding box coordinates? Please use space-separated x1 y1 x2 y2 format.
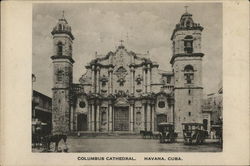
51 11 204 136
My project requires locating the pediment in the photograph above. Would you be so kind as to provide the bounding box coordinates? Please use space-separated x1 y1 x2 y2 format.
114 97 129 107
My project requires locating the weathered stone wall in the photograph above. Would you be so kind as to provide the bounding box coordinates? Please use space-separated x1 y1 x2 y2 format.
52 89 70 134
173 30 202 54
174 89 203 133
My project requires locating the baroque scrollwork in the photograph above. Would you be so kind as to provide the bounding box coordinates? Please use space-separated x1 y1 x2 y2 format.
114 66 128 86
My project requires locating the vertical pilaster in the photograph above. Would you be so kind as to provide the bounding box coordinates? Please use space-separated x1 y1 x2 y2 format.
111 69 113 94
151 104 155 132
88 106 91 131
143 104 146 130
147 103 151 131
147 64 151 92
130 69 133 94
96 105 100 132
108 71 111 94
143 68 146 93
91 104 95 131
96 67 100 93
133 70 135 94
70 106 74 131
108 105 113 131
91 66 95 93
130 105 134 132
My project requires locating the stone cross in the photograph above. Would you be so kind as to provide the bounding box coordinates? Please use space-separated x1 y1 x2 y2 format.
184 6 188 13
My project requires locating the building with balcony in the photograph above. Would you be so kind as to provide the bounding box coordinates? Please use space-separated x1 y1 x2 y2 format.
32 90 52 134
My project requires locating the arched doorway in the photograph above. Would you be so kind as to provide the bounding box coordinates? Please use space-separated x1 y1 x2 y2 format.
156 114 167 131
77 114 87 131
203 119 208 131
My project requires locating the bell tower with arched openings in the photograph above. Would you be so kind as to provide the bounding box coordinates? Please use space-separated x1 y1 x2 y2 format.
170 8 204 134
51 11 74 134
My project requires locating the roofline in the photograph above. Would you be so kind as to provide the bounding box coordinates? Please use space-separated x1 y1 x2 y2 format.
33 90 52 101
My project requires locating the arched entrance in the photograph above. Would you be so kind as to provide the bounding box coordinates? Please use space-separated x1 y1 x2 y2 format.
156 114 167 131
77 114 88 131
203 119 208 130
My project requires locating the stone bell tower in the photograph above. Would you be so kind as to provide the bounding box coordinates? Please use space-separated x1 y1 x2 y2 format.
51 12 74 135
170 8 204 134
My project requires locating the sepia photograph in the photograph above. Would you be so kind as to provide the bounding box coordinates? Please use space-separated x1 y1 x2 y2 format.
31 3 223 153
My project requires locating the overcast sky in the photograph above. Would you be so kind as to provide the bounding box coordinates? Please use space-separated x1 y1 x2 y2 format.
32 3 222 97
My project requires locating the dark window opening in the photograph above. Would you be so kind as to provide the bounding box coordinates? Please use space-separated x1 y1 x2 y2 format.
185 73 194 84
58 24 62 31
184 65 194 84
119 81 124 86
102 81 106 87
188 89 191 95
188 100 191 105
166 76 171 84
188 112 191 116
57 70 64 81
57 42 63 56
184 35 193 53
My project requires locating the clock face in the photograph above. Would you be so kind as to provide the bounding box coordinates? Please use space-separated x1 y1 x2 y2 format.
79 101 86 108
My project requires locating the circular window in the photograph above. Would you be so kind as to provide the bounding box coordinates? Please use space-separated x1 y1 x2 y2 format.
158 101 165 108
79 101 86 108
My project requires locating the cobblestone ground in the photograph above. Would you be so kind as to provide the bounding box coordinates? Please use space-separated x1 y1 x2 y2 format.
66 137 222 152
32 137 222 153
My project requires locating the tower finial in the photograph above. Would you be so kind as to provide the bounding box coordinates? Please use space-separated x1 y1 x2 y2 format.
184 6 188 13
62 10 65 19
120 40 124 46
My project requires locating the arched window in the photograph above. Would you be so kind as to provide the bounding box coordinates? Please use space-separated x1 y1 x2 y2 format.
184 65 194 84
58 24 62 31
186 20 191 28
57 42 63 56
57 70 64 81
184 35 193 53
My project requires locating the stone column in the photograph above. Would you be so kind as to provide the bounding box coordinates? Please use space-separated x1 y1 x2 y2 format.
130 68 133 94
70 106 74 131
91 66 95 93
147 64 151 92
133 70 135 94
143 68 146 93
108 105 113 131
108 71 111 94
88 106 91 131
96 105 100 132
147 103 151 131
96 67 100 93
151 105 155 132
142 104 146 131
91 104 95 131
130 105 134 132
110 69 113 94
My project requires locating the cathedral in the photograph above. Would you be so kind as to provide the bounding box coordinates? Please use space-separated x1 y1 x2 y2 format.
50 10 204 136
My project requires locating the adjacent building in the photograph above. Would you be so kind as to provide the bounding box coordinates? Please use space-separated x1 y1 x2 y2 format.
32 90 52 134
